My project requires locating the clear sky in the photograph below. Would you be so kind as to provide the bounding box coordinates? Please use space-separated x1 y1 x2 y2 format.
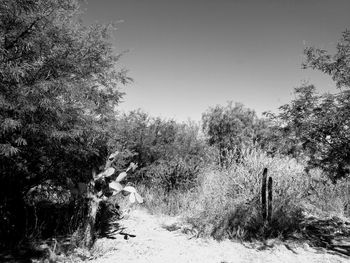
82 0 350 121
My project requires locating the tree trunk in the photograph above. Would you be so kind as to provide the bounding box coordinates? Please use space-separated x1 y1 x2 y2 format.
82 195 100 248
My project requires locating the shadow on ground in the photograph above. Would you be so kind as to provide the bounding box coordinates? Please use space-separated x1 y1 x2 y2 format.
293 216 350 257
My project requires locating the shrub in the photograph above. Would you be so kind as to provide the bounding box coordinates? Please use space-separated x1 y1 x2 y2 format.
108 111 207 188
303 172 350 217
186 148 310 240
136 184 199 216
146 157 200 192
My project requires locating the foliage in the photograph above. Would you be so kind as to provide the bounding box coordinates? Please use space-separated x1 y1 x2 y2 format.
269 85 350 181
147 157 200 192
267 30 350 181
0 0 129 247
81 153 142 247
202 102 268 166
301 30 350 181
108 110 207 190
303 30 350 90
137 184 199 216
94 157 142 205
184 148 349 240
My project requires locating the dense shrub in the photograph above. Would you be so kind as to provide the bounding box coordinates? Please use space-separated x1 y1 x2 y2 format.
202 102 272 167
147 157 199 192
108 110 208 189
182 148 350 240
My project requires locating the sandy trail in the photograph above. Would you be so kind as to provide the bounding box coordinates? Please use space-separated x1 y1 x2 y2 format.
90 209 348 263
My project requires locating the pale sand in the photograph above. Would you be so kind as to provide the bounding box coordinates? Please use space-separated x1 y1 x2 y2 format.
90 209 348 263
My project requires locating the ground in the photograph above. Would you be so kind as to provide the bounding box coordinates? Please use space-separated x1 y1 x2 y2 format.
87 208 349 263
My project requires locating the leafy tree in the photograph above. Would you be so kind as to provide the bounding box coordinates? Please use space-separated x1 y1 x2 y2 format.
302 30 350 181
0 0 129 246
108 110 206 189
271 84 350 182
303 30 350 89
270 30 350 182
147 119 206 191
202 102 262 166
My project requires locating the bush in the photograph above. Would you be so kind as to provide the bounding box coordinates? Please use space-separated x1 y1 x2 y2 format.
136 184 199 216
185 148 312 240
146 157 200 192
303 172 350 217
108 111 207 188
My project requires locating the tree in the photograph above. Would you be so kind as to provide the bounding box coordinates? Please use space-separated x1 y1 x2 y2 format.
106 110 206 190
0 0 130 246
303 30 350 89
202 102 261 166
271 84 350 182
270 30 350 182
302 30 350 181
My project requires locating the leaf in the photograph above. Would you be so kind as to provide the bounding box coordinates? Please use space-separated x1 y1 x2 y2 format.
1 118 22 134
116 171 127 182
123 186 136 193
109 181 123 192
96 172 104 179
108 151 119 161
104 167 115 177
126 162 138 172
0 143 19 157
14 137 27 146
135 192 143 203
129 193 136 203
96 167 115 179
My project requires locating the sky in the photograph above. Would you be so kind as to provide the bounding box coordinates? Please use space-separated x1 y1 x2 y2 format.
82 0 350 122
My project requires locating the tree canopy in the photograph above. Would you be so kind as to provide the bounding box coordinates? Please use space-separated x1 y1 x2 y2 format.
202 102 267 166
0 0 130 246
270 30 350 182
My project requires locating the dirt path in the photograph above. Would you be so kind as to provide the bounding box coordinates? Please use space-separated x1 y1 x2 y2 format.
89 209 349 263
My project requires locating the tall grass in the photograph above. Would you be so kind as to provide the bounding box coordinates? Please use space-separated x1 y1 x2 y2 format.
139 147 350 240
137 184 199 216
186 148 308 240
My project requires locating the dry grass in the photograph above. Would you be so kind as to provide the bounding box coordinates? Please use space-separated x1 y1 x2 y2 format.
186 148 307 240
139 147 350 241
137 184 199 216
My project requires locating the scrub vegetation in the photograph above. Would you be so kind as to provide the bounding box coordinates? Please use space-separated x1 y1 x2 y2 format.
1 0 350 261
